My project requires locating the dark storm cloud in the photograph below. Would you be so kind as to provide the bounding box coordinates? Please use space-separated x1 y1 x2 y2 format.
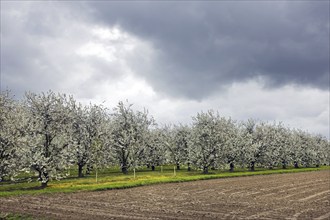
0 1 124 98
1 1 329 100
1 1 329 138
84 1 329 99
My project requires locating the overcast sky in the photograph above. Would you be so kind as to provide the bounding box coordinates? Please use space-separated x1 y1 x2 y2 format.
1 1 329 137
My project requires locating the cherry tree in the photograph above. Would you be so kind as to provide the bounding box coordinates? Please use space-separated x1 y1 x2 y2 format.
111 101 154 174
165 124 190 171
21 91 72 187
290 130 327 168
298 131 324 168
144 128 168 171
87 104 113 180
290 129 315 168
221 120 243 172
289 129 302 168
240 119 262 171
0 91 26 181
313 135 329 167
232 124 250 169
189 111 226 174
274 123 292 169
255 122 282 169
69 99 112 177
68 99 88 177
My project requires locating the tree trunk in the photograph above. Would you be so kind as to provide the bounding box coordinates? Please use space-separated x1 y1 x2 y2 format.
294 161 299 168
41 171 49 188
250 161 255 171
151 165 155 171
41 181 48 188
122 165 128 174
78 164 83 178
38 170 42 181
316 164 320 168
121 152 129 174
176 163 180 170
187 162 191 171
282 160 287 169
95 169 98 183
203 166 208 174
229 162 234 172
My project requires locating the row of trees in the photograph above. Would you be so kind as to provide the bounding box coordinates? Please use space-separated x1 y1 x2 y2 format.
1 90 329 186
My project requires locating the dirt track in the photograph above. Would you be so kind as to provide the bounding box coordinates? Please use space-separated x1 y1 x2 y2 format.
0 170 329 220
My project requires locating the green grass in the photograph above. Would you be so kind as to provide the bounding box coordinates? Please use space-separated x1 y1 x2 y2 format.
0 165 329 198
0 212 36 220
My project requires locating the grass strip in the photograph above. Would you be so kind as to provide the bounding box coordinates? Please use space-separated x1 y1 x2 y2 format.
0 212 36 220
0 166 328 198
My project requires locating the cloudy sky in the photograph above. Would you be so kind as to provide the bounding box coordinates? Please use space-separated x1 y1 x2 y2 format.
1 1 329 137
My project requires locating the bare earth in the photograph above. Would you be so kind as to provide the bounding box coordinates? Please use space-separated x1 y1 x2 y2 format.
0 171 329 220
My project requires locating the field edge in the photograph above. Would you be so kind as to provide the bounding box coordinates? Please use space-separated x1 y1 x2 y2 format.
0 166 329 198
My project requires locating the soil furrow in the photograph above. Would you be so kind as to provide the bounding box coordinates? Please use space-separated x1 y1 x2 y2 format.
0 170 329 220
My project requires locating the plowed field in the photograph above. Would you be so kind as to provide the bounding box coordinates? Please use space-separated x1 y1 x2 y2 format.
1 170 329 219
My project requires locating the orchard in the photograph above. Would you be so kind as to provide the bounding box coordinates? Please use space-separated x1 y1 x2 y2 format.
0 90 329 186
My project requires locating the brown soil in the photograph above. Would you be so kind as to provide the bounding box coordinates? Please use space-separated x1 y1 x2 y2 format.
0 170 329 220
